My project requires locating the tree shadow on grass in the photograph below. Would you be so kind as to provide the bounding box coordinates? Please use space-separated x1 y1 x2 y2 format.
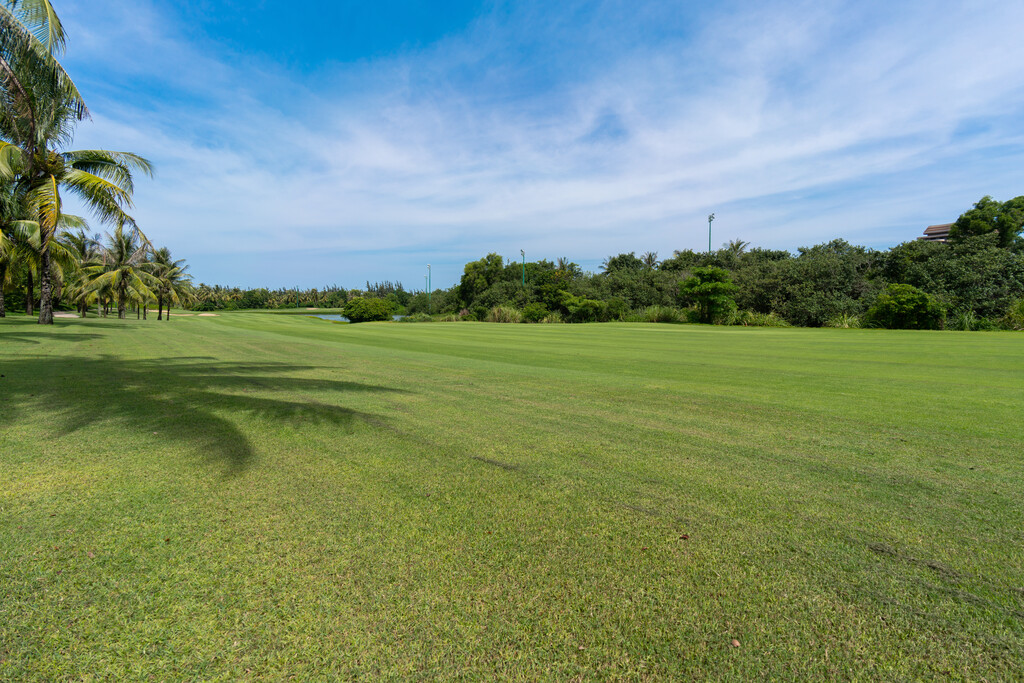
0 332 105 344
0 354 407 476
0 318 105 345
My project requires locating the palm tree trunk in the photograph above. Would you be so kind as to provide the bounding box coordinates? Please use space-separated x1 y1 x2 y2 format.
26 267 33 315
37 250 53 324
157 295 163 320
0 282 5 318
143 304 147 320
117 280 127 319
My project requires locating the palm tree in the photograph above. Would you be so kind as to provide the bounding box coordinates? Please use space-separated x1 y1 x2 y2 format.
1 0 152 324
83 224 156 319
641 251 659 270
60 227 99 316
148 246 192 320
724 239 750 257
2 1 67 54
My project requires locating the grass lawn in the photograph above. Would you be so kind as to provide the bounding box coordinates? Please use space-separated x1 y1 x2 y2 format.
2 313 1022 680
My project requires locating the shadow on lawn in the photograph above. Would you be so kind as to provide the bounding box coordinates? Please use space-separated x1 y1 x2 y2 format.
0 318 105 345
0 331 105 344
0 352 406 476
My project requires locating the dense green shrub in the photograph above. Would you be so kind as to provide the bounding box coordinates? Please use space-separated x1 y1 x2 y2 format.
623 305 685 323
734 240 877 327
486 306 522 323
541 310 564 323
875 235 1024 318
521 302 549 323
825 313 861 328
680 266 737 324
864 284 944 330
947 309 979 331
604 297 629 321
1001 299 1024 330
560 292 606 323
728 310 791 327
399 312 434 323
343 297 395 323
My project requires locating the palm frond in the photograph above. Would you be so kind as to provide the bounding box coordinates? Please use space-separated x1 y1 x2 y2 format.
6 0 66 54
0 140 23 179
25 171 59 237
60 167 134 225
65 150 153 193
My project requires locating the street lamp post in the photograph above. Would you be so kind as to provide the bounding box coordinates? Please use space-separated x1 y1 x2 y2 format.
427 264 431 313
708 213 715 253
520 250 525 286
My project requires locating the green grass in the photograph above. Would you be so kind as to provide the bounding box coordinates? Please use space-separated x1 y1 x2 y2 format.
2 314 1022 680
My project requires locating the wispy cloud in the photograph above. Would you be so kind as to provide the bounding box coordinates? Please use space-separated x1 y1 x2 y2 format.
58 0 1024 287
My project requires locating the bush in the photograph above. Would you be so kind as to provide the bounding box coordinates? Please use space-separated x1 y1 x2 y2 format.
864 284 944 330
486 306 522 323
521 302 549 323
825 313 861 328
1001 299 1024 330
541 310 564 323
399 312 434 323
605 297 629 321
343 296 395 323
680 266 737 323
560 292 606 323
947 309 978 331
729 310 791 327
624 305 685 323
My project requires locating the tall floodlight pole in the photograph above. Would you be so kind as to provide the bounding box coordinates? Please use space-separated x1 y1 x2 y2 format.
427 264 431 313
520 249 526 285
708 213 715 253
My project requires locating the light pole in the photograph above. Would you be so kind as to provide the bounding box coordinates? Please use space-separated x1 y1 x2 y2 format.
520 249 525 286
708 213 715 253
427 264 431 313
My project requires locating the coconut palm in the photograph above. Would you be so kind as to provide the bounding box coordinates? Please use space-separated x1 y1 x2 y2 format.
148 246 192 320
1 0 151 324
82 224 157 319
4 143 153 323
2 1 67 53
59 227 99 316
724 239 750 257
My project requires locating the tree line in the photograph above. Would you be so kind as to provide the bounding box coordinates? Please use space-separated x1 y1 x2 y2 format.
374 195 1024 329
175 193 1024 330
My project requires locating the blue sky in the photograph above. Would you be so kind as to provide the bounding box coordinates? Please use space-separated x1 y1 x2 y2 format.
58 0 1024 289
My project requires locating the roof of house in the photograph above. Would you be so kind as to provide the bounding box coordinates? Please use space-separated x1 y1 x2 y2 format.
923 223 953 235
